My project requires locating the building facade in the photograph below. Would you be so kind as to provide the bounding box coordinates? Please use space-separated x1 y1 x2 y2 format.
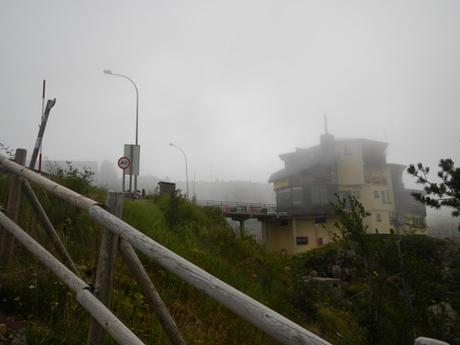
262 133 426 255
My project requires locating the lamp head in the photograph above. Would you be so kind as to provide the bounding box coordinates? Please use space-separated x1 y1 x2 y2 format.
103 69 112 75
169 143 174 146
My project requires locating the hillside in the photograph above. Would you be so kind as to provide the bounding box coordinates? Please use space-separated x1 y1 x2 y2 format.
0 172 302 344
0 169 459 344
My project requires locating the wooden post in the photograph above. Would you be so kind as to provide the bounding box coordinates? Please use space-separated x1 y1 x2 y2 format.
88 192 124 345
1 148 27 266
23 179 79 275
0 154 332 345
0 211 144 345
119 239 187 345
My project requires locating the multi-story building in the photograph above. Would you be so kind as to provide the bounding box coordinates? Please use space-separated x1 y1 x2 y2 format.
262 133 426 255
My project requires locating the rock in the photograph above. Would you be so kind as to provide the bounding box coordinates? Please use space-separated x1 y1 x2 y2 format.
427 301 458 334
330 264 342 279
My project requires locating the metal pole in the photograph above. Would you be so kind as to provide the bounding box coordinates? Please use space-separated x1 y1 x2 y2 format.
129 145 133 194
104 71 139 195
30 99 56 171
169 143 189 199
38 80 46 173
122 170 126 192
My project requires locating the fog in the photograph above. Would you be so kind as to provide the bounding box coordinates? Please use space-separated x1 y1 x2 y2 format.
1 1 460 193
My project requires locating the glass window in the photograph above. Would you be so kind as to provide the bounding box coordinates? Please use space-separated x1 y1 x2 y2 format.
376 213 382 222
373 190 380 199
276 188 291 208
381 191 387 204
292 187 304 206
296 236 309 245
312 185 329 205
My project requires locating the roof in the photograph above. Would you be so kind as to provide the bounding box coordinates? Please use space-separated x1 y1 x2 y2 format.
268 136 389 183
269 145 327 182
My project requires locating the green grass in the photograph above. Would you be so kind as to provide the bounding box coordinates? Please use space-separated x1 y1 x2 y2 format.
0 180 305 345
2 172 458 345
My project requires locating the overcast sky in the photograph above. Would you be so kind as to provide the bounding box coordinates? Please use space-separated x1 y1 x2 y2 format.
1 0 459 185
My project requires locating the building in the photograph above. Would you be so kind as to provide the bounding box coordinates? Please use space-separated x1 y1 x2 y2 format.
262 132 426 255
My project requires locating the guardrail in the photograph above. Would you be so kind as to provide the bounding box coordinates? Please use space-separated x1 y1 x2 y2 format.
0 149 331 345
196 200 277 217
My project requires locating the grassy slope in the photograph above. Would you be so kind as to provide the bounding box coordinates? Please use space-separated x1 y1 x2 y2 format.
1 170 458 345
0 180 315 344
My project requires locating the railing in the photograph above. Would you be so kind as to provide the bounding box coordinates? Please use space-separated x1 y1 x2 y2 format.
196 199 277 217
0 149 331 345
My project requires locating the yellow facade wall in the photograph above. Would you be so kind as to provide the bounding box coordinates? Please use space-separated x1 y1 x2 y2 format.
263 218 338 255
336 142 365 185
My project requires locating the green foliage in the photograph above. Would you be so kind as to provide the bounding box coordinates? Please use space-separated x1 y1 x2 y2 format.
292 195 460 345
408 159 460 228
0 175 300 344
46 161 96 196
1 169 459 345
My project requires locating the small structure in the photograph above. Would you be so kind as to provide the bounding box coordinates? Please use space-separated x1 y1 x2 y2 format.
158 181 176 197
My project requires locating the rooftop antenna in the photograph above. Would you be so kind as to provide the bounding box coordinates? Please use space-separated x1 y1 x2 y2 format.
324 114 328 135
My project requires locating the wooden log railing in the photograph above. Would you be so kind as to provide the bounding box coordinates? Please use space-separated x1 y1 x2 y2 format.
0 150 332 345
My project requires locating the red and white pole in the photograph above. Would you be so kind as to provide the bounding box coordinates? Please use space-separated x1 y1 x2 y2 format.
38 80 46 173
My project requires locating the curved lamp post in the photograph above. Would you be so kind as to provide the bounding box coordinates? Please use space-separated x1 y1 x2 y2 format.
103 69 139 193
169 142 189 199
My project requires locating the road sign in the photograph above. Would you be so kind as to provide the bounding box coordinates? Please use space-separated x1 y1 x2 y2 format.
118 156 131 170
123 144 140 176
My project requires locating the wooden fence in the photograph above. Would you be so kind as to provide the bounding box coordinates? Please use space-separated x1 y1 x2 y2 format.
0 149 331 345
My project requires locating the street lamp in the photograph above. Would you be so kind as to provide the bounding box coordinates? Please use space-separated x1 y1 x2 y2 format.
169 142 189 198
103 69 140 194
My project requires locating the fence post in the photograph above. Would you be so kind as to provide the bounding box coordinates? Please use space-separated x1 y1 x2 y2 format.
119 239 187 345
0 148 27 266
23 179 79 275
88 191 124 345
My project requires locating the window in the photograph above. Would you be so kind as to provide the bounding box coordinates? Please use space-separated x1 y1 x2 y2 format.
376 213 382 222
317 237 323 246
292 187 304 206
276 188 291 208
312 185 329 205
381 191 387 204
414 217 424 228
373 190 380 199
296 236 309 245
314 216 327 224
339 188 360 200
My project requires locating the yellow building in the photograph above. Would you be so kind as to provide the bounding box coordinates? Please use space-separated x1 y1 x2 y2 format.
262 133 426 255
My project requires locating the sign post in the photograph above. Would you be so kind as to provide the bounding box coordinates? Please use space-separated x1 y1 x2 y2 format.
117 155 132 193
120 144 140 194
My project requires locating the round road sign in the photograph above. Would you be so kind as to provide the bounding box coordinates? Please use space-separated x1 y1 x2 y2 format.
118 156 131 170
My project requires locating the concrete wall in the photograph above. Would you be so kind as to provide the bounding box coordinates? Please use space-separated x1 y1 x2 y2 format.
263 218 337 255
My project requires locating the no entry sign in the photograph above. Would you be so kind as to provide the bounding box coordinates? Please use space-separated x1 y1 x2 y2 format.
118 156 131 170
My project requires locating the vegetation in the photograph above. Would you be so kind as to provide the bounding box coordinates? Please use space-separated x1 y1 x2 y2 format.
0 170 295 344
0 166 459 344
293 196 460 345
408 159 460 229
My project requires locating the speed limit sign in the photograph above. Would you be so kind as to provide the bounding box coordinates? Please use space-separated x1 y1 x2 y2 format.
118 156 131 170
